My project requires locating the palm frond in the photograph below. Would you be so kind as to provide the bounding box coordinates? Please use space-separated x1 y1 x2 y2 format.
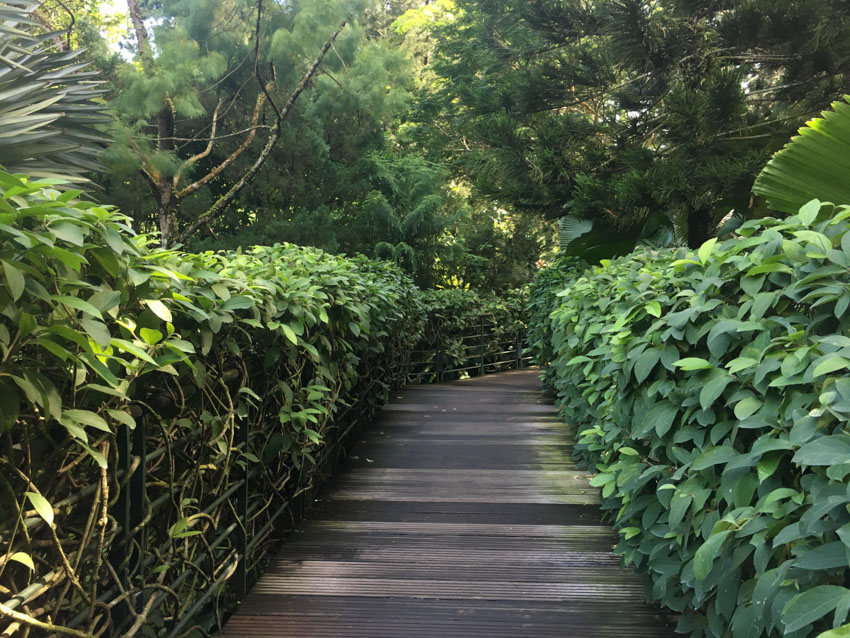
753 97 850 213
0 1 108 183
558 215 593 250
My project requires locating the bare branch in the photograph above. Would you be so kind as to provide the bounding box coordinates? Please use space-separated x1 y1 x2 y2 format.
175 92 267 200
0 602 95 638
176 21 347 244
173 100 223 190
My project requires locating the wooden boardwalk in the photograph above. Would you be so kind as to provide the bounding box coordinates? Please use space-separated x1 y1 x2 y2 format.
222 369 675 637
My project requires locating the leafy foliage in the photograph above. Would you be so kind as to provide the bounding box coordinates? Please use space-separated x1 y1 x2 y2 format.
409 287 526 382
528 200 850 637
0 0 107 182
0 174 423 634
428 0 850 249
754 97 850 214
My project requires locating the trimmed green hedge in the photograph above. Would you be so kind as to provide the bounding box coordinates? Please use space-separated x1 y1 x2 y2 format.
0 174 423 634
410 287 526 381
528 201 850 638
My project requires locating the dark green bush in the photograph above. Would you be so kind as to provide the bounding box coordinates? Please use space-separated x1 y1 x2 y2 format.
410 287 526 381
0 173 423 634
528 200 850 638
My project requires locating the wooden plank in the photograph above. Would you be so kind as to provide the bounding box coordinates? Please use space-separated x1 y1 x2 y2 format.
221 369 675 637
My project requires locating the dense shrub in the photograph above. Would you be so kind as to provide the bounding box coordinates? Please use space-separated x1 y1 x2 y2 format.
528 201 850 638
526 256 586 387
0 174 422 634
410 287 526 381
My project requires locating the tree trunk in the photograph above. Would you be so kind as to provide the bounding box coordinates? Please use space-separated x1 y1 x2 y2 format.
158 194 177 248
687 205 715 248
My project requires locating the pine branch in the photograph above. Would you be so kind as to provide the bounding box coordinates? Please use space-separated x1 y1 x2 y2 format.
176 20 347 244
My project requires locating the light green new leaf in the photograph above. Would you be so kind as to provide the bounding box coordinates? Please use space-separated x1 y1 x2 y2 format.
674 357 713 371
9 552 34 570
26 491 54 527
698 238 717 265
282 324 298 345
144 299 173 323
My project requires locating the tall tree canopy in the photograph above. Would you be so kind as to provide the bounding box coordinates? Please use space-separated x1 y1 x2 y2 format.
98 0 411 247
426 0 850 250
84 0 544 289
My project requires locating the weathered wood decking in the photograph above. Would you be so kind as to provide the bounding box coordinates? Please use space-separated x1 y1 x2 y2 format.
222 369 675 637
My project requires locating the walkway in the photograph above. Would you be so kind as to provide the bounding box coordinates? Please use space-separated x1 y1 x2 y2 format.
222 369 675 637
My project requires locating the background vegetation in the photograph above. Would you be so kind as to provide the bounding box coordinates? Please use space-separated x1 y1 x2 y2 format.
5 0 850 635
528 203 850 637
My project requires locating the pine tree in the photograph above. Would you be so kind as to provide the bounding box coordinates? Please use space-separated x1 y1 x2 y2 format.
428 0 850 251
101 0 362 246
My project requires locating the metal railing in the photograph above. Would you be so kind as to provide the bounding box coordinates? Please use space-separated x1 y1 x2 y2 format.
1 317 528 636
1 370 384 637
406 315 531 383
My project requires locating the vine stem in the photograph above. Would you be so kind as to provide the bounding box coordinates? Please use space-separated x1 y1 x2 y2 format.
0 601 96 638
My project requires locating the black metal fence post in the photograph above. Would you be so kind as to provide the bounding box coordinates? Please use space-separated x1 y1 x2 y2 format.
235 418 250 600
112 414 147 632
516 330 523 369
479 316 485 376
436 326 444 383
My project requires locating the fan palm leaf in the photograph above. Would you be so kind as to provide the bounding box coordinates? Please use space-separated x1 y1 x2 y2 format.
753 97 850 213
0 1 108 182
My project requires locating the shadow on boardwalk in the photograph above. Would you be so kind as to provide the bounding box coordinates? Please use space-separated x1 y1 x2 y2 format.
222 369 676 637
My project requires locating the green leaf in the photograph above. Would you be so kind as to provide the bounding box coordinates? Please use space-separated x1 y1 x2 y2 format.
2 259 24 301
645 301 661 318
814 356 850 377
62 409 110 432
282 324 298 345
589 473 614 487
793 542 848 570
26 492 54 527
698 237 718 265
221 296 255 311
646 401 678 437
694 529 732 580
107 409 136 429
793 435 850 466
9 552 34 570
139 327 163 345
692 446 740 471
799 199 822 225
817 624 850 638
110 338 158 364
674 357 713 371
49 221 85 246
782 586 850 633
700 370 732 410
734 397 762 420
143 299 173 323
634 348 660 383
51 295 102 319
80 318 111 348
